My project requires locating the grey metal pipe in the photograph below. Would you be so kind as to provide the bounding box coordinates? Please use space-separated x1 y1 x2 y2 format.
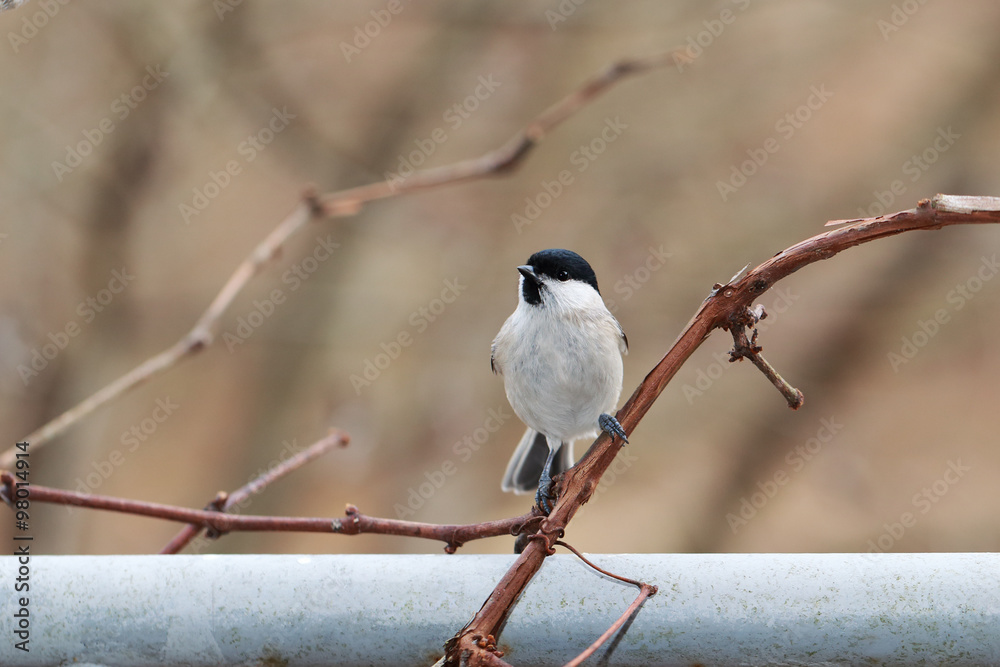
1 553 997 666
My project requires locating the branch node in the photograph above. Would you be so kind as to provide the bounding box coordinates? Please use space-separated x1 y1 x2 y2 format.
200 491 231 539
303 185 323 217
208 491 228 509
494 136 536 172
525 533 558 556
184 328 213 352
331 504 361 534
510 514 545 555
749 278 770 295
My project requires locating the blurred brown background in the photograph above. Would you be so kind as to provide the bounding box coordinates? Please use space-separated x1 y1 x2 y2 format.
1 1 998 556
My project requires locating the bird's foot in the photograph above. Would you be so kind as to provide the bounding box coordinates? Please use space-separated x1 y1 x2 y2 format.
599 413 629 444
534 470 555 515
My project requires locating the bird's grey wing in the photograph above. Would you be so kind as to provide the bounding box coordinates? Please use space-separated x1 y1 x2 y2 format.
614 316 629 354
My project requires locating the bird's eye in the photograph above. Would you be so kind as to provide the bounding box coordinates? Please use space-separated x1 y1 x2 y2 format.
557 270 570 281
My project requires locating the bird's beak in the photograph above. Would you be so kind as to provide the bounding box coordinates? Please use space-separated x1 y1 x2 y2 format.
517 265 540 285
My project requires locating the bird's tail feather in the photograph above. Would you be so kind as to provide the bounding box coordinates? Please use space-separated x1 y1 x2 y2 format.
501 428 573 494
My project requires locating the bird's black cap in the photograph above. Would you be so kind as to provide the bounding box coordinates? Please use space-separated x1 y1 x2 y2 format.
526 249 599 292
520 249 600 305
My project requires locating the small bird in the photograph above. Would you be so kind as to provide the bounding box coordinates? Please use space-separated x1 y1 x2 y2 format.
491 249 628 512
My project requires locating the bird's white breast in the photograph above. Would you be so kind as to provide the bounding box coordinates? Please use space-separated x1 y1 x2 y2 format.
492 293 624 443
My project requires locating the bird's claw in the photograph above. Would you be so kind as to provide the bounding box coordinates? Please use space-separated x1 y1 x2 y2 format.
535 473 554 515
599 413 629 444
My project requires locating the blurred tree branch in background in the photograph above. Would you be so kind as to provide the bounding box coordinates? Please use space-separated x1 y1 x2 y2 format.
0 49 686 470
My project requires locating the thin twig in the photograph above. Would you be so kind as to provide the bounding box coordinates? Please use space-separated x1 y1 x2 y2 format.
555 540 645 588
562 583 657 667
1 50 683 469
159 429 349 554
727 306 804 409
743 350 805 408
445 194 1000 665
314 50 686 213
554 541 658 667
0 472 531 552
229 429 350 507
3 196 319 466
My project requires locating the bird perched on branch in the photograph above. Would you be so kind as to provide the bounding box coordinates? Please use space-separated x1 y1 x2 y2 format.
491 249 628 513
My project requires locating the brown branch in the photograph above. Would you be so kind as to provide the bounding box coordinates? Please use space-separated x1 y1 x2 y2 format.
333 504 542 554
159 429 350 554
0 471 533 551
1 50 682 469
445 194 1000 665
